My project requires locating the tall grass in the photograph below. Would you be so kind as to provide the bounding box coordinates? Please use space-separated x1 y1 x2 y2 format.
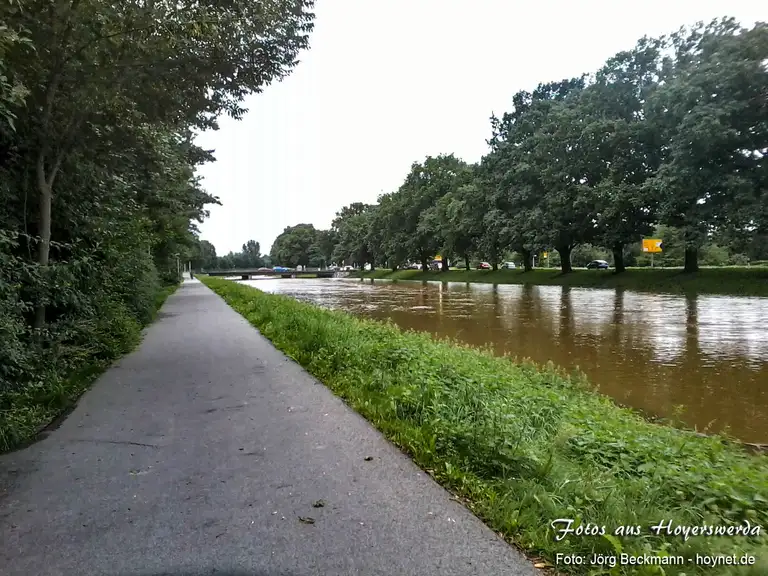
203 276 768 575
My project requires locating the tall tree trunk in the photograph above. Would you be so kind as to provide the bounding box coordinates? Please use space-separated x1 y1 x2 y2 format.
464 254 470 270
421 253 429 272
612 243 626 273
557 245 573 273
34 152 56 330
522 248 533 272
441 258 449 272
684 247 699 273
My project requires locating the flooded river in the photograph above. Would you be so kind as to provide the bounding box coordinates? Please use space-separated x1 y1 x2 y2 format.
244 277 768 444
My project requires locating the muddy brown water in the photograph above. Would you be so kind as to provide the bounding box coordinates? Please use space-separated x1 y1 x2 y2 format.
242 277 768 444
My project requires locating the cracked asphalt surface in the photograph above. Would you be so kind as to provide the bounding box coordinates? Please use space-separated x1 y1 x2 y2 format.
0 279 539 576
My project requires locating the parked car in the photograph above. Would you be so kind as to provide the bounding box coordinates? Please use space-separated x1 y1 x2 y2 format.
408 263 421 269
476 262 491 270
501 262 516 269
586 260 610 269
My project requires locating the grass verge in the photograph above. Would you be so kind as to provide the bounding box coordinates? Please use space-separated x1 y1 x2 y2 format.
202 275 768 575
0 282 180 453
349 267 768 297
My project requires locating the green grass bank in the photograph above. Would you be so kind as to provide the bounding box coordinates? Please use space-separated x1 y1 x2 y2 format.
0 282 180 453
202 276 767 575
349 267 768 297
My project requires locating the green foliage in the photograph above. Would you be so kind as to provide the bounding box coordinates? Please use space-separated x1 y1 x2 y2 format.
204 277 768 575
270 223 329 268
269 18 766 279
332 203 375 267
0 282 179 452
644 19 768 272
207 239 268 270
0 1 316 449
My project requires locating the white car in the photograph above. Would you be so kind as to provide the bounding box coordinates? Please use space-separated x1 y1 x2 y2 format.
501 262 516 269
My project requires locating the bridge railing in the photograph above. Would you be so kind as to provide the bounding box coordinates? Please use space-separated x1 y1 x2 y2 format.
200 268 338 277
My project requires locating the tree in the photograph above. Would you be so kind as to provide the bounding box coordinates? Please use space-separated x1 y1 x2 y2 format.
332 203 374 268
248 16 767 280
312 229 336 268
2 0 314 326
270 223 319 268
0 1 316 404
435 185 479 270
645 19 768 272
397 154 470 271
191 239 217 270
240 240 263 268
372 192 411 271
565 39 667 272
487 79 586 272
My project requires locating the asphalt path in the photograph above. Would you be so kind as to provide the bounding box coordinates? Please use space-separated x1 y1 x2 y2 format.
0 279 539 576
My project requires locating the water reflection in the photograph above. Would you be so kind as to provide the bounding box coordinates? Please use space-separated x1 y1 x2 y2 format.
248 277 768 443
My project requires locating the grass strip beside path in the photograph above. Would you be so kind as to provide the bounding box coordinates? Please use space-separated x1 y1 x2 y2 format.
0 282 180 453
349 267 768 297
203 276 768 575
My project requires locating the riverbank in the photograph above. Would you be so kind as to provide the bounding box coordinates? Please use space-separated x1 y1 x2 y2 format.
350 267 768 297
201 276 768 576
0 282 180 453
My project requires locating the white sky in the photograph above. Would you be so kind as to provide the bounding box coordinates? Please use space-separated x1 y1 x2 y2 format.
195 0 765 257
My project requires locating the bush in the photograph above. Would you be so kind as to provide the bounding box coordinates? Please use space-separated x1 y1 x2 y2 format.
0 229 179 452
729 253 750 266
202 276 768 576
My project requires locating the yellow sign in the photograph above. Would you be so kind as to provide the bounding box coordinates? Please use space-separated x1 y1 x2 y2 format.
434 254 442 261
543 252 548 258
642 239 663 253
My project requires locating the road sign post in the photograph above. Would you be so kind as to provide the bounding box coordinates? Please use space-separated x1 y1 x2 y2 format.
642 238 663 268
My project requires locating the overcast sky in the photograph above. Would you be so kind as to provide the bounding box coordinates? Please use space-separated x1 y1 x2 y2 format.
194 0 764 257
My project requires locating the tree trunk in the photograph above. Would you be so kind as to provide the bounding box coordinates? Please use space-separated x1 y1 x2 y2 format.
464 254 470 270
421 253 429 272
557 245 573 273
684 247 699 273
441 259 449 272
34 156 54 330
522 248 533 272
392 265 397 272
612 244 626 273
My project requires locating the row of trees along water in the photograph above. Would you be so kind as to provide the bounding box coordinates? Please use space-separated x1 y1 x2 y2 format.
200 18 767 275
0 1 314 398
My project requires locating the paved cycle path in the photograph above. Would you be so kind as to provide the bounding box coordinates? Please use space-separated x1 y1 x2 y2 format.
0 279 539 576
